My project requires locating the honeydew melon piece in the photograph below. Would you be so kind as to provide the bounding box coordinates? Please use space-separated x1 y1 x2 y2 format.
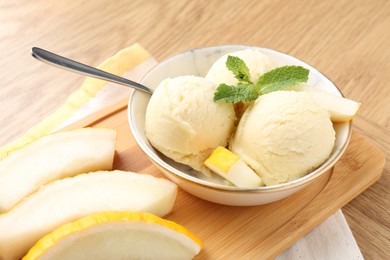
0 128 117 213
24 212 201 260
0 170 177 260
205 146 263 188
292 85 360 122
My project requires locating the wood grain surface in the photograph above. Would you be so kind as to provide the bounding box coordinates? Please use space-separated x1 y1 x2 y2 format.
1 0 389 258
64 97 384 259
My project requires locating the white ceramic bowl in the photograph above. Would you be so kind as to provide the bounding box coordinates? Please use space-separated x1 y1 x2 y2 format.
128 45 352 206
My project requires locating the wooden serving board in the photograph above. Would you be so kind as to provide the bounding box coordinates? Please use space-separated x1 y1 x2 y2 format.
65 96 385 259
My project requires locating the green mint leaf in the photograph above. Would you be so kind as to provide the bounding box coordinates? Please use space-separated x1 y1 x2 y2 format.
256 65 309 95
214 83 259 103
213 59 310 104
226 56 252 83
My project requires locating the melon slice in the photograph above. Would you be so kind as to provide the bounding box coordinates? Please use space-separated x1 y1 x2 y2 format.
0 128 117 213
0 170 177 260
292 85 360 122
205 146 263 188
23 212 201 260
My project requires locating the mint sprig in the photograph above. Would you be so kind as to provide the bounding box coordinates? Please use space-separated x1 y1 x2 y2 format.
213 56 309 103
226 55 252 83
257 65 309 95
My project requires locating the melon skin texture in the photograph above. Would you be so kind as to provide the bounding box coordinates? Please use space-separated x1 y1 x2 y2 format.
0 171 177 260
23 212 201 260
0 128 117 213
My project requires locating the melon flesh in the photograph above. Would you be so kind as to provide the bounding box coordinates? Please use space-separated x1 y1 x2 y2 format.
40 222 199 260
0 128 116 213
24 212 201 260
0 171 177 260
291 85 360 122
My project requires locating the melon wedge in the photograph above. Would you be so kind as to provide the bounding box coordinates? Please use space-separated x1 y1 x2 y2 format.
292 85 360 122
0 170 177 260
0 128 116 213
23 212 201 260
205 146 263 188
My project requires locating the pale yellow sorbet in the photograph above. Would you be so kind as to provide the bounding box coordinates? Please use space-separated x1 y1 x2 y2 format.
230 90 335 186
145 76 236 175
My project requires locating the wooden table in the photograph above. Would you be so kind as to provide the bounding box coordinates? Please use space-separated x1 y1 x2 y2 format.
1 0 389 258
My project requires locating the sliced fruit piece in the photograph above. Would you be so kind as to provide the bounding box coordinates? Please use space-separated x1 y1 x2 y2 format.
0 128 117 213
23 212 202 260
0 171 177 260
291 84 360 122
205 146 263 188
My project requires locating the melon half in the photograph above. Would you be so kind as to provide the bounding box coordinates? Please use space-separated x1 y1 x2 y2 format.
24 212 201 260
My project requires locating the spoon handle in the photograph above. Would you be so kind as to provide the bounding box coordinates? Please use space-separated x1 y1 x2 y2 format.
31 47 153 95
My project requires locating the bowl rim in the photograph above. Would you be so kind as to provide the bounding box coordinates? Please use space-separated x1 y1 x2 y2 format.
128 44 352 193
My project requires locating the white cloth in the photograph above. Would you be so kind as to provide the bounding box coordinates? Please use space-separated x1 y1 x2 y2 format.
277 210 362 259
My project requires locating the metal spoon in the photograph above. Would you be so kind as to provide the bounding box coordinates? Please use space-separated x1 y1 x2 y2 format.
31 47 153 95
